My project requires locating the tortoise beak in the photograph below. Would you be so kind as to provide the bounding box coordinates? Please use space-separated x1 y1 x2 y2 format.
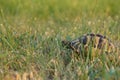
62 40 70 48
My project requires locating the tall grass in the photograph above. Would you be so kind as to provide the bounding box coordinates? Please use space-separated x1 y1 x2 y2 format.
0 0 120 80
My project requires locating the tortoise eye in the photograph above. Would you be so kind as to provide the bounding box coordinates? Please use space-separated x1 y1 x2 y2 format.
62 40 67 45
62 40 69 46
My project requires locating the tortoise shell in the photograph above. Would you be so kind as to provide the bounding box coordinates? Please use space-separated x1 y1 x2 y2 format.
62 33 115 57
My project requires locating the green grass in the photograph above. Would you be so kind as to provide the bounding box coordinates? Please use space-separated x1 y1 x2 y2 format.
0 0 120 80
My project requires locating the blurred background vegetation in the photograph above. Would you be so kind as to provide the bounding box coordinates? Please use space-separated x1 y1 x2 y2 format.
0 0 120 37
0 0 120 19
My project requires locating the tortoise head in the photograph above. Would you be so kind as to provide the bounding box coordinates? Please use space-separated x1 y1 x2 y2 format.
62 40 71 49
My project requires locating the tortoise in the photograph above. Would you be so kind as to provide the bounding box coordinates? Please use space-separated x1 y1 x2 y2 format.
62 33 115 58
